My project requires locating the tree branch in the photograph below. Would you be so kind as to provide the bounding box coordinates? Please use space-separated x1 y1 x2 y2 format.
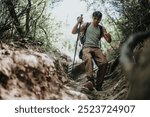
25 0 31 36
4 0 24 38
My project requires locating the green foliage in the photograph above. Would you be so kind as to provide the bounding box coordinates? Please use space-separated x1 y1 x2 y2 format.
115 0 150 41
0 0 63 52
81 0 150 60
39 14 63 51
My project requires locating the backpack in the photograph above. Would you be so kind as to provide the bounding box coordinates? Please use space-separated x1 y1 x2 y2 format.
79 22 103 59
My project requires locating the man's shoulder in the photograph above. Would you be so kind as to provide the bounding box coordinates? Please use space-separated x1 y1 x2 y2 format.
82 22 89 28
98 24 104 28
84 22 91 26
99 25 107 33
97 25 103 32
82 22 91 30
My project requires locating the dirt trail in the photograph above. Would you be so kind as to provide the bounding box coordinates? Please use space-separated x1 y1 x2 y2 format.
67 61 128 100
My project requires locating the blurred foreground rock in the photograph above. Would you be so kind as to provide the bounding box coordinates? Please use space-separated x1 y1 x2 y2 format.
120 31 150 99
0 43 87 99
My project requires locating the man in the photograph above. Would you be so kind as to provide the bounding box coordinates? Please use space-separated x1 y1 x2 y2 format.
72 11 112 91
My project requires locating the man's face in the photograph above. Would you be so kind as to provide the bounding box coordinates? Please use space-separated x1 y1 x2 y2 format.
92 16 101 25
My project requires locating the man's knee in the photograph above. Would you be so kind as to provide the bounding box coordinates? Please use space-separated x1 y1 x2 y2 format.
83 54 92 62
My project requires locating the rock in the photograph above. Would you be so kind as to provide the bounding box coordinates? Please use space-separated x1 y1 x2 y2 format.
120 31 150 99
0 44 87 100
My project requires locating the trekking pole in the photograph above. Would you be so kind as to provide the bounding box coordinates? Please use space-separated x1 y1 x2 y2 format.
71 14 83 73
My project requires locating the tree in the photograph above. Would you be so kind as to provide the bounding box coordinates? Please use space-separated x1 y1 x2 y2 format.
0 0 61 49
80 0 150 57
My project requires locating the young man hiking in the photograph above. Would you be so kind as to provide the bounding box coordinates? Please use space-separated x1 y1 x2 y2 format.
72 11 112 91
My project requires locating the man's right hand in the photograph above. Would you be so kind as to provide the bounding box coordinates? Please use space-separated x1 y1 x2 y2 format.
77 16 83 24
72 16 84 34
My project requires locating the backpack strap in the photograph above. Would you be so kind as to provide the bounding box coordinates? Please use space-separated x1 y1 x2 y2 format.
98 25 103 39
83 22 90 37
98 25 103 48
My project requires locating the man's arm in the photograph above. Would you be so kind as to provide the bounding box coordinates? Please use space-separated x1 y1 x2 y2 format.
102 27 112 43
72 16 85 34
72 22 80 34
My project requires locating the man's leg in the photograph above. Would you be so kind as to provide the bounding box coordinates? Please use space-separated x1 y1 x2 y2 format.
93 48 108 91
96 64 107 89
82 47 94 90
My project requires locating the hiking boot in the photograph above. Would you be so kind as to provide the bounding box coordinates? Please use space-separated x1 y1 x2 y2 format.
87 77 95 86
83 81 94 91
95 85 102 91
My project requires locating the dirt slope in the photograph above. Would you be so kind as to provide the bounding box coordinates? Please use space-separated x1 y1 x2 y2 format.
68 61 128 100
0 42 87 99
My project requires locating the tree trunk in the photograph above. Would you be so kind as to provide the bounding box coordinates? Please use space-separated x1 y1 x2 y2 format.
4 0 24 38
25 0 31 36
